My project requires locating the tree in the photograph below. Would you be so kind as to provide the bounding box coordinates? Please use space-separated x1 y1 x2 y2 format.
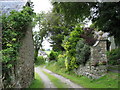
33 13 46 61
40 12 75 51
62 24 84 70
52 2 120 46
52 2 96 23
33 31 43 61
80 27 96 46
91 2 120 46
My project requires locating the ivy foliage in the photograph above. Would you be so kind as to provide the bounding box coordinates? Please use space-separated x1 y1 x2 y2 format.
2 6 35 88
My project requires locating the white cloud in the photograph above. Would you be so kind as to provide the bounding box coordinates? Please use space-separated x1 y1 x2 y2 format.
31 0 53 13
42 39 52 50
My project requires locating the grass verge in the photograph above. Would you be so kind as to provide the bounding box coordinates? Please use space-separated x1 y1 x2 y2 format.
46 62 119 88
45 51 51 55
29 72 44 88
42 70 68 88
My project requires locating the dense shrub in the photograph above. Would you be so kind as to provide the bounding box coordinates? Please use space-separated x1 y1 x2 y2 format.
35 56 45 66
57 54 66 68
62 24 84 70
76 39 90 65
62 25 95 71
48 50 58 61
107 48 120 65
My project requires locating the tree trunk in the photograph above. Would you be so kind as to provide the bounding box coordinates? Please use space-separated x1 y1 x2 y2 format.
34 48 39 61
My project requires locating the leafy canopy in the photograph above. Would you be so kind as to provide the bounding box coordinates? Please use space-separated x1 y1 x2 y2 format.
52 2 120 45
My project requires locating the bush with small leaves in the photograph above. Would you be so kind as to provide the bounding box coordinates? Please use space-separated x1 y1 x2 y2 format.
57 54 66 68
76 39 90 65
107 48 120 65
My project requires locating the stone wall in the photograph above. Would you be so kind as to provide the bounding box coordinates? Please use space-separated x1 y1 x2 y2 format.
75 38 108 79
91 40 107 64
75 63 107 79
14 25 34 88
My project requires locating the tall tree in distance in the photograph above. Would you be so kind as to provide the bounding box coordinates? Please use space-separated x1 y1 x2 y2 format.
40 12 75 51
33 31 43 61
33 13 45 61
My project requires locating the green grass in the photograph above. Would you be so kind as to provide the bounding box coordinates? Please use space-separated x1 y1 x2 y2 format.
29 72 44 88
57 71 119 88
107 65 120 70
42 70 68 88
45 51 51 55
46 62 119 88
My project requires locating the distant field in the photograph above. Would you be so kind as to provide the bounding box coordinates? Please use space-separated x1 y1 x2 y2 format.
45 51 51 55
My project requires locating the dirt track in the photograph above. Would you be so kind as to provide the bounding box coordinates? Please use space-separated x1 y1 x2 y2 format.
35 66 83 88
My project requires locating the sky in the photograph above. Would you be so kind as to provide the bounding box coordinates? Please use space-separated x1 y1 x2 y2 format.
31 0 53 13
31 0 53 50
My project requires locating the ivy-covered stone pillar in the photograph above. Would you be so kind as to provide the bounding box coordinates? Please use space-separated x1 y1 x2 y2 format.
15 24 34 88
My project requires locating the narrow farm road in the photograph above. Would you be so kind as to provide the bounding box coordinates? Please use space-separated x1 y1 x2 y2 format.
35 67 56 88
42 66 83 88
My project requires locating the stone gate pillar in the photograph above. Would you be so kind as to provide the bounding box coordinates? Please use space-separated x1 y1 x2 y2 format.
15 24 34 88
91 39 108 65
90 31 108 78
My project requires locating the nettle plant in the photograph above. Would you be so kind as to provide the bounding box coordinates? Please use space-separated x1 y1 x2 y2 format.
2 6 35 88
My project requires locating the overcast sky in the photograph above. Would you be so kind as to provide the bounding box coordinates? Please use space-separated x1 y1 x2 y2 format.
31 0 53 13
